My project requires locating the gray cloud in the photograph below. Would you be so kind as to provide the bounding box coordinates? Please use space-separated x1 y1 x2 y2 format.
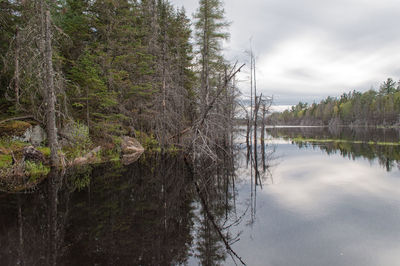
170 0 400 105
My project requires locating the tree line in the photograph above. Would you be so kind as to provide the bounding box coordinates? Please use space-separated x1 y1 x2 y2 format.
268 78 400 126
0 0 240 163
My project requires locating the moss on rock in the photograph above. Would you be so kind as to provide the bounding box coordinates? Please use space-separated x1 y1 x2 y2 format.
0 121 32 137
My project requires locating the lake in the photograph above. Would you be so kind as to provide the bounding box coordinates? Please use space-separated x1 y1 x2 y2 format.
1 127 399 265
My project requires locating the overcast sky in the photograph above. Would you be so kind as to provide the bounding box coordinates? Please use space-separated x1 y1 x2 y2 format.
170 0 400 106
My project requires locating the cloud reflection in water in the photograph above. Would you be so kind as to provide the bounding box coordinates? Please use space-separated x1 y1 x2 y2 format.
231 143 400 266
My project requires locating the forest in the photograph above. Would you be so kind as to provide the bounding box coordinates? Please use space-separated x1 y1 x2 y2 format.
268 78 400 126
0 0 241 169
0 2 252 264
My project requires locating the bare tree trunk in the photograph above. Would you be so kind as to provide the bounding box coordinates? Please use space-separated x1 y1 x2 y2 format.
161 16 167 150
249 49 253 144
14 28 20 108
254 57 257 115
44 8 59 166
253 96 261 185
86 86 90 133
261 104 266 172
248 46 254 165
246 115 250 165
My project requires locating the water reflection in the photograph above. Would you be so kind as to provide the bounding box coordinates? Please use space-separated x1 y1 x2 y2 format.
0 167 65 266
0 153 240 265
1 156 192 265
2 127 400 265
229 143 400 266
267 127 400 171
267 126 400 143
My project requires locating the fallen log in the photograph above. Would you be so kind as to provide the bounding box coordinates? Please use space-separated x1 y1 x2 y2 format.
0 115 34 124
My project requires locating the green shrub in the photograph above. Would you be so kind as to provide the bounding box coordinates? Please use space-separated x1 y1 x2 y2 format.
135 130 159 150
62 121 92 158
0 137 28 151
37 147 51 157
0 155 12 169
25 161 50 180
69 121 92 149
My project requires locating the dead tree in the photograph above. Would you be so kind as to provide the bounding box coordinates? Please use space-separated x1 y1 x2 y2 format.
43 6 59 166
261 102 266 172
260 96 272 172
14 27 20 108
191 63 244 164
4 0 66 151
253 95 262 185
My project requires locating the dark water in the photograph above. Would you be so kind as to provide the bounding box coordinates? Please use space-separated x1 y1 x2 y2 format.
0 155 196 265
1 127 400 265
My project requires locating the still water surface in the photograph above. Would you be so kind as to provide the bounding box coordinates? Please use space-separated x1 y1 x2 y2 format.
0 127 399 265
230 137 400 265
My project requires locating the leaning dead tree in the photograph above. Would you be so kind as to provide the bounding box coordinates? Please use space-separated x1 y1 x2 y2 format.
182 62 245 265
190 62 245 164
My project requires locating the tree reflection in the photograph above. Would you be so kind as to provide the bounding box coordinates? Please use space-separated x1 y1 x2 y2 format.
195 211 226 265
0 149 260 265
267 127 400 172
267 126 400 144
245 127 276 225
0 167 66 265
0 155 195 265
62 155 194 265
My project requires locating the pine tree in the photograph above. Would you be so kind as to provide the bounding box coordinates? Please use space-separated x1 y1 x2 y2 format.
194 0 230 111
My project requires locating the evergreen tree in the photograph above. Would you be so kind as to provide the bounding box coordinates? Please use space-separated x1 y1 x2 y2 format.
194 0 230 110
0 0 238 162
380 77 397 95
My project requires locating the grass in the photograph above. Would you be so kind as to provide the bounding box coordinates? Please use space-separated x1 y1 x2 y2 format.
0 155 12 169
0 138 29 169
0 137 28 151
0 138 53 182
291 137 400 146
37 146 51 157
0 137 52 159
376 125 400 129
375 141 400 146
25 161 50 181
